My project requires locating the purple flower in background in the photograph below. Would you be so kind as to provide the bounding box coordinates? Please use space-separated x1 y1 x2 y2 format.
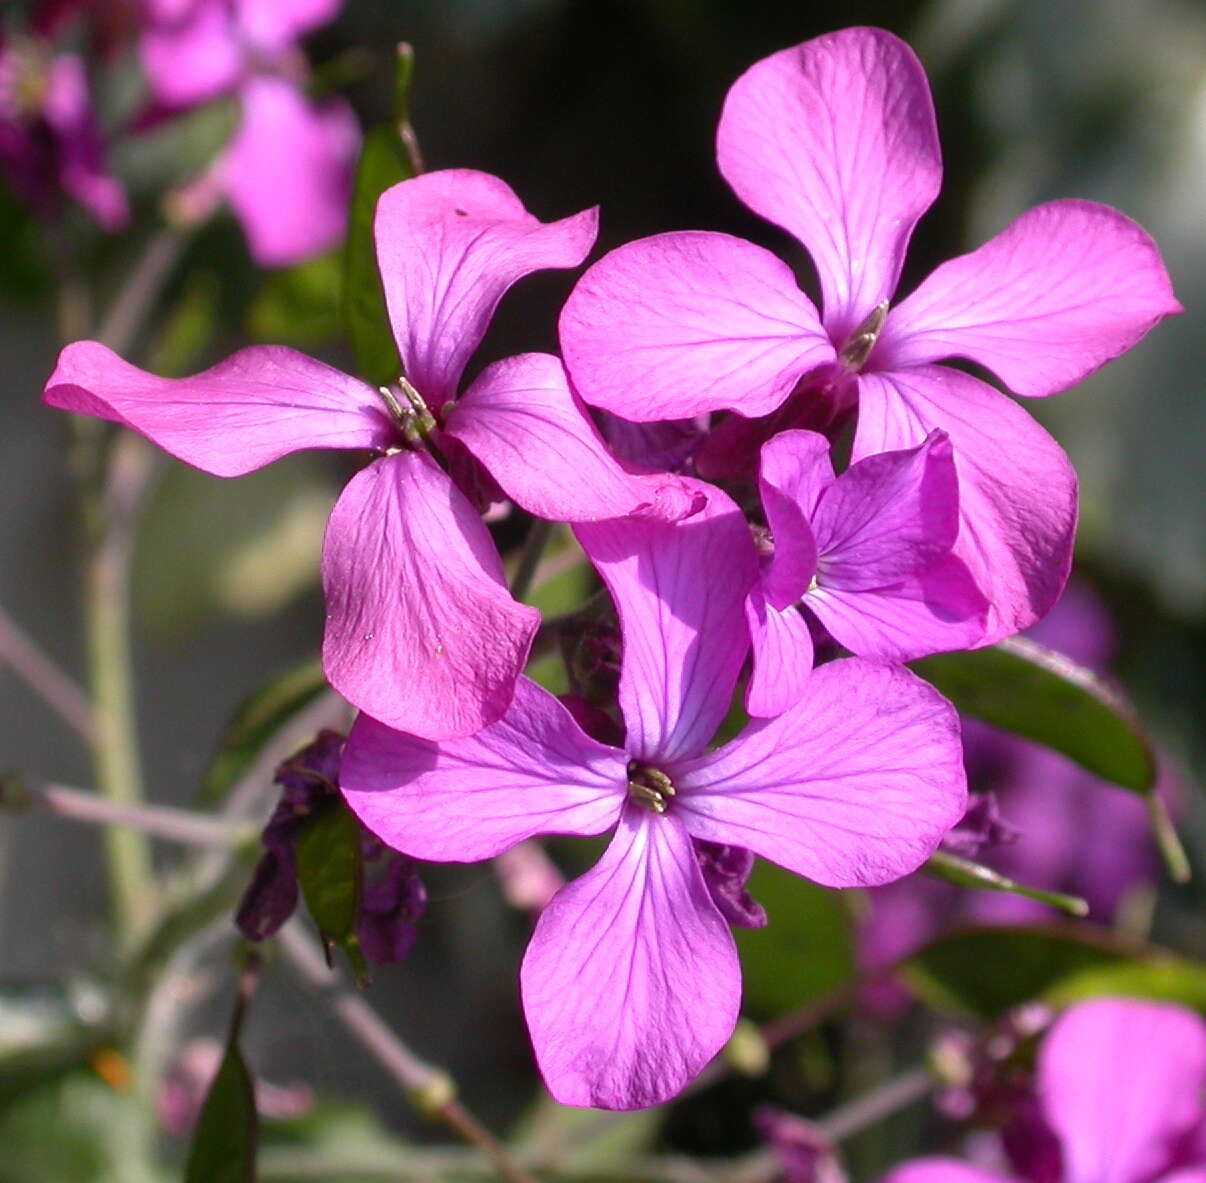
559 26 1181 643
340 484 967 1109
745 428 987 716
236 730 427 967
880 997 1206 1183
45 170 693 739
755 1107 847 1183
0 35 128 229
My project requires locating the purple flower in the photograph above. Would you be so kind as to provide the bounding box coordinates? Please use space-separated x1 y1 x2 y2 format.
45 170 691 739
340 485 967 1109
746 428 987 716
559 27 1180 643
880 998 1206 1183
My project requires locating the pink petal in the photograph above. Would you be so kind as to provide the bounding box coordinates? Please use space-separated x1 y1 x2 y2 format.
758 430 826 610
520 807 740 1109
43 341 389 476
375 170 597 406
876 200 1183 396
140 0 243 107
854 366 1077 642
225 78 360 268
1039 998 1206 1183
672 659 967 888
321 451 540 740
717 28 941 343
880 1163 1019 1183
445 352 698 522
559 231 834 422
744 585 814 718
341 678 626 861
237 0 342 56
575 482 758 764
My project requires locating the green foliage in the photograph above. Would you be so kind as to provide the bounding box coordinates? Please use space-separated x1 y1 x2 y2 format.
249 254 344 347
925 851 1088 918
295 804 369 984
1044 958 1206 1012
185 1039 258 1183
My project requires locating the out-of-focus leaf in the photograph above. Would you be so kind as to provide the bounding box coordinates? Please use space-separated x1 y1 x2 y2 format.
248 254 343 347
736 862 854 1016
184 1039 257 1183
925 851 1088 918
295 803 368 983
145 271 219 378
511 1093 660 1170
1045 958 1206 1012
200 656 327 804
903 925 1144 1019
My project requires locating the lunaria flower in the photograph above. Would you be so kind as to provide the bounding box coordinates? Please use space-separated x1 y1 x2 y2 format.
880 997 1206 1183
45 170 692 739
559 26 1180 643
340 484 967 1108
235 730 427 967
745 427 987 716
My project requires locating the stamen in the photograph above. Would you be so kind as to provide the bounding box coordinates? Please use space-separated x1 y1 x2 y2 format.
838 300 889 372
375 379 438 448
626 763 676 814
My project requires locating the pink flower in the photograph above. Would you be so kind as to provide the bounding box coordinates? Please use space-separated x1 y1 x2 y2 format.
340 484 967 1109
880 998 1206 1183
559 27 1180 644
45 170 687 739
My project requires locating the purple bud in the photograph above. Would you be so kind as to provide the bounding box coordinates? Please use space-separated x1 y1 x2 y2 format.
356 840 427 967
941 792 1019 858
235 847 299 942
695 841 767 929
754 1107 846 1183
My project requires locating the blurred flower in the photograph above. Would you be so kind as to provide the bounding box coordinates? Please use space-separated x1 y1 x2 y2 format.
755 1106 847 1183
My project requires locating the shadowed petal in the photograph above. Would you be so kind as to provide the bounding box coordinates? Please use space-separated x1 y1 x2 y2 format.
559 231 833 422
446 352 699 522
375 170 597 407
717 28 941 342
854 367 1077 643
341 679 627 861
43 341 390 476
1039 998 1206 1183
322 451 540 740
521 807 741 1109
881 1163 1019 1183
576 483 758 764
226 78 359 268
758 430 826 609
673 659 966 887
876 200 1182 396
745 585 814 718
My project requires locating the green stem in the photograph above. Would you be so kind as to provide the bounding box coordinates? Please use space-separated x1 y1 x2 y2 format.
510 519 554 602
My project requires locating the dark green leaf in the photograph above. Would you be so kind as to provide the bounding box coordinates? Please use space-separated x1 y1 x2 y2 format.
200 656 327 804
925 851 1088 918
1044 958 1206 1012
295 804 368 982
248 253 343 347
185 1038 257 1183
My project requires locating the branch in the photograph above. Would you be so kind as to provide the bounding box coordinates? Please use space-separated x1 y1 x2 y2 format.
0 601 95 741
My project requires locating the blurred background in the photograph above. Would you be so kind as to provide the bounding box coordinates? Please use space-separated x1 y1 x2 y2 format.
1 0 1203 1178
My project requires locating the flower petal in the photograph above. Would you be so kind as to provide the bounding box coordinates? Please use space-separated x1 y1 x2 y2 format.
717 28 941 342
876 200 1182 397
140 0 243 107
744 585 814 718
559 231 833 422
880 1163 1019 1183
341 678 626 862
854 366 1077 642
575 483 758 764
758 430 826 610
673 659 967 888
225 78 359 268
445 352 698 522
43 341 390 477
237 0 341 55
375 170 597 407
321 451 540 740
520 807 740 1109
1039 998 1206 1183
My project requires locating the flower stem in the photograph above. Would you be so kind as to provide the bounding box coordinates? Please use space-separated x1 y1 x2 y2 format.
510 518 554 602
0 601 95 741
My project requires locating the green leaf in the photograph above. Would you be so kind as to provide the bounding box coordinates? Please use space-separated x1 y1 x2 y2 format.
185 1039 257 1183
1044 958 1206 1012
295 804 368 983
735 862 854 1016
248 253 343 347
903 925 1142 1019
200 656 328 805
925 851 1088 918
145 271 218 378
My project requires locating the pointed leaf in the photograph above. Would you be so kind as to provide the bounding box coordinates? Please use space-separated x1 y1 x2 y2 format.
184 1038 257 1183
296 802 363 979
925 851 1088 918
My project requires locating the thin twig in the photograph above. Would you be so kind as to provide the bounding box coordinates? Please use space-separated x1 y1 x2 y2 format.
277 923 540 1183
0 602 95 741
96 227 187 354
509 519 555 602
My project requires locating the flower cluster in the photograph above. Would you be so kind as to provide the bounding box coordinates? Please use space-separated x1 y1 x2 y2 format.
43 26 1179 1110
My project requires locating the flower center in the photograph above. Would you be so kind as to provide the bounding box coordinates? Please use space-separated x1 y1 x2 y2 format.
627 763 676 815
837 300 889 374
376 378 436 451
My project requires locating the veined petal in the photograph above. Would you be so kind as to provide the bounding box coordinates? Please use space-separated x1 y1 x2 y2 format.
375 170 597 407
520 807 741 1110
559 231 834 422
880 1163 1019 1183
717 27 941 343
876 200 1182 396
673 659 966 888
575 483 758 764
140 0 242 107
446 353 698 522
744 585 814 718
854 366 1077 642
321 451 540 740
758 430 826 610
341 678 627 862
226 78 359 269
43 341 390 476
1039 999 1206 1183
